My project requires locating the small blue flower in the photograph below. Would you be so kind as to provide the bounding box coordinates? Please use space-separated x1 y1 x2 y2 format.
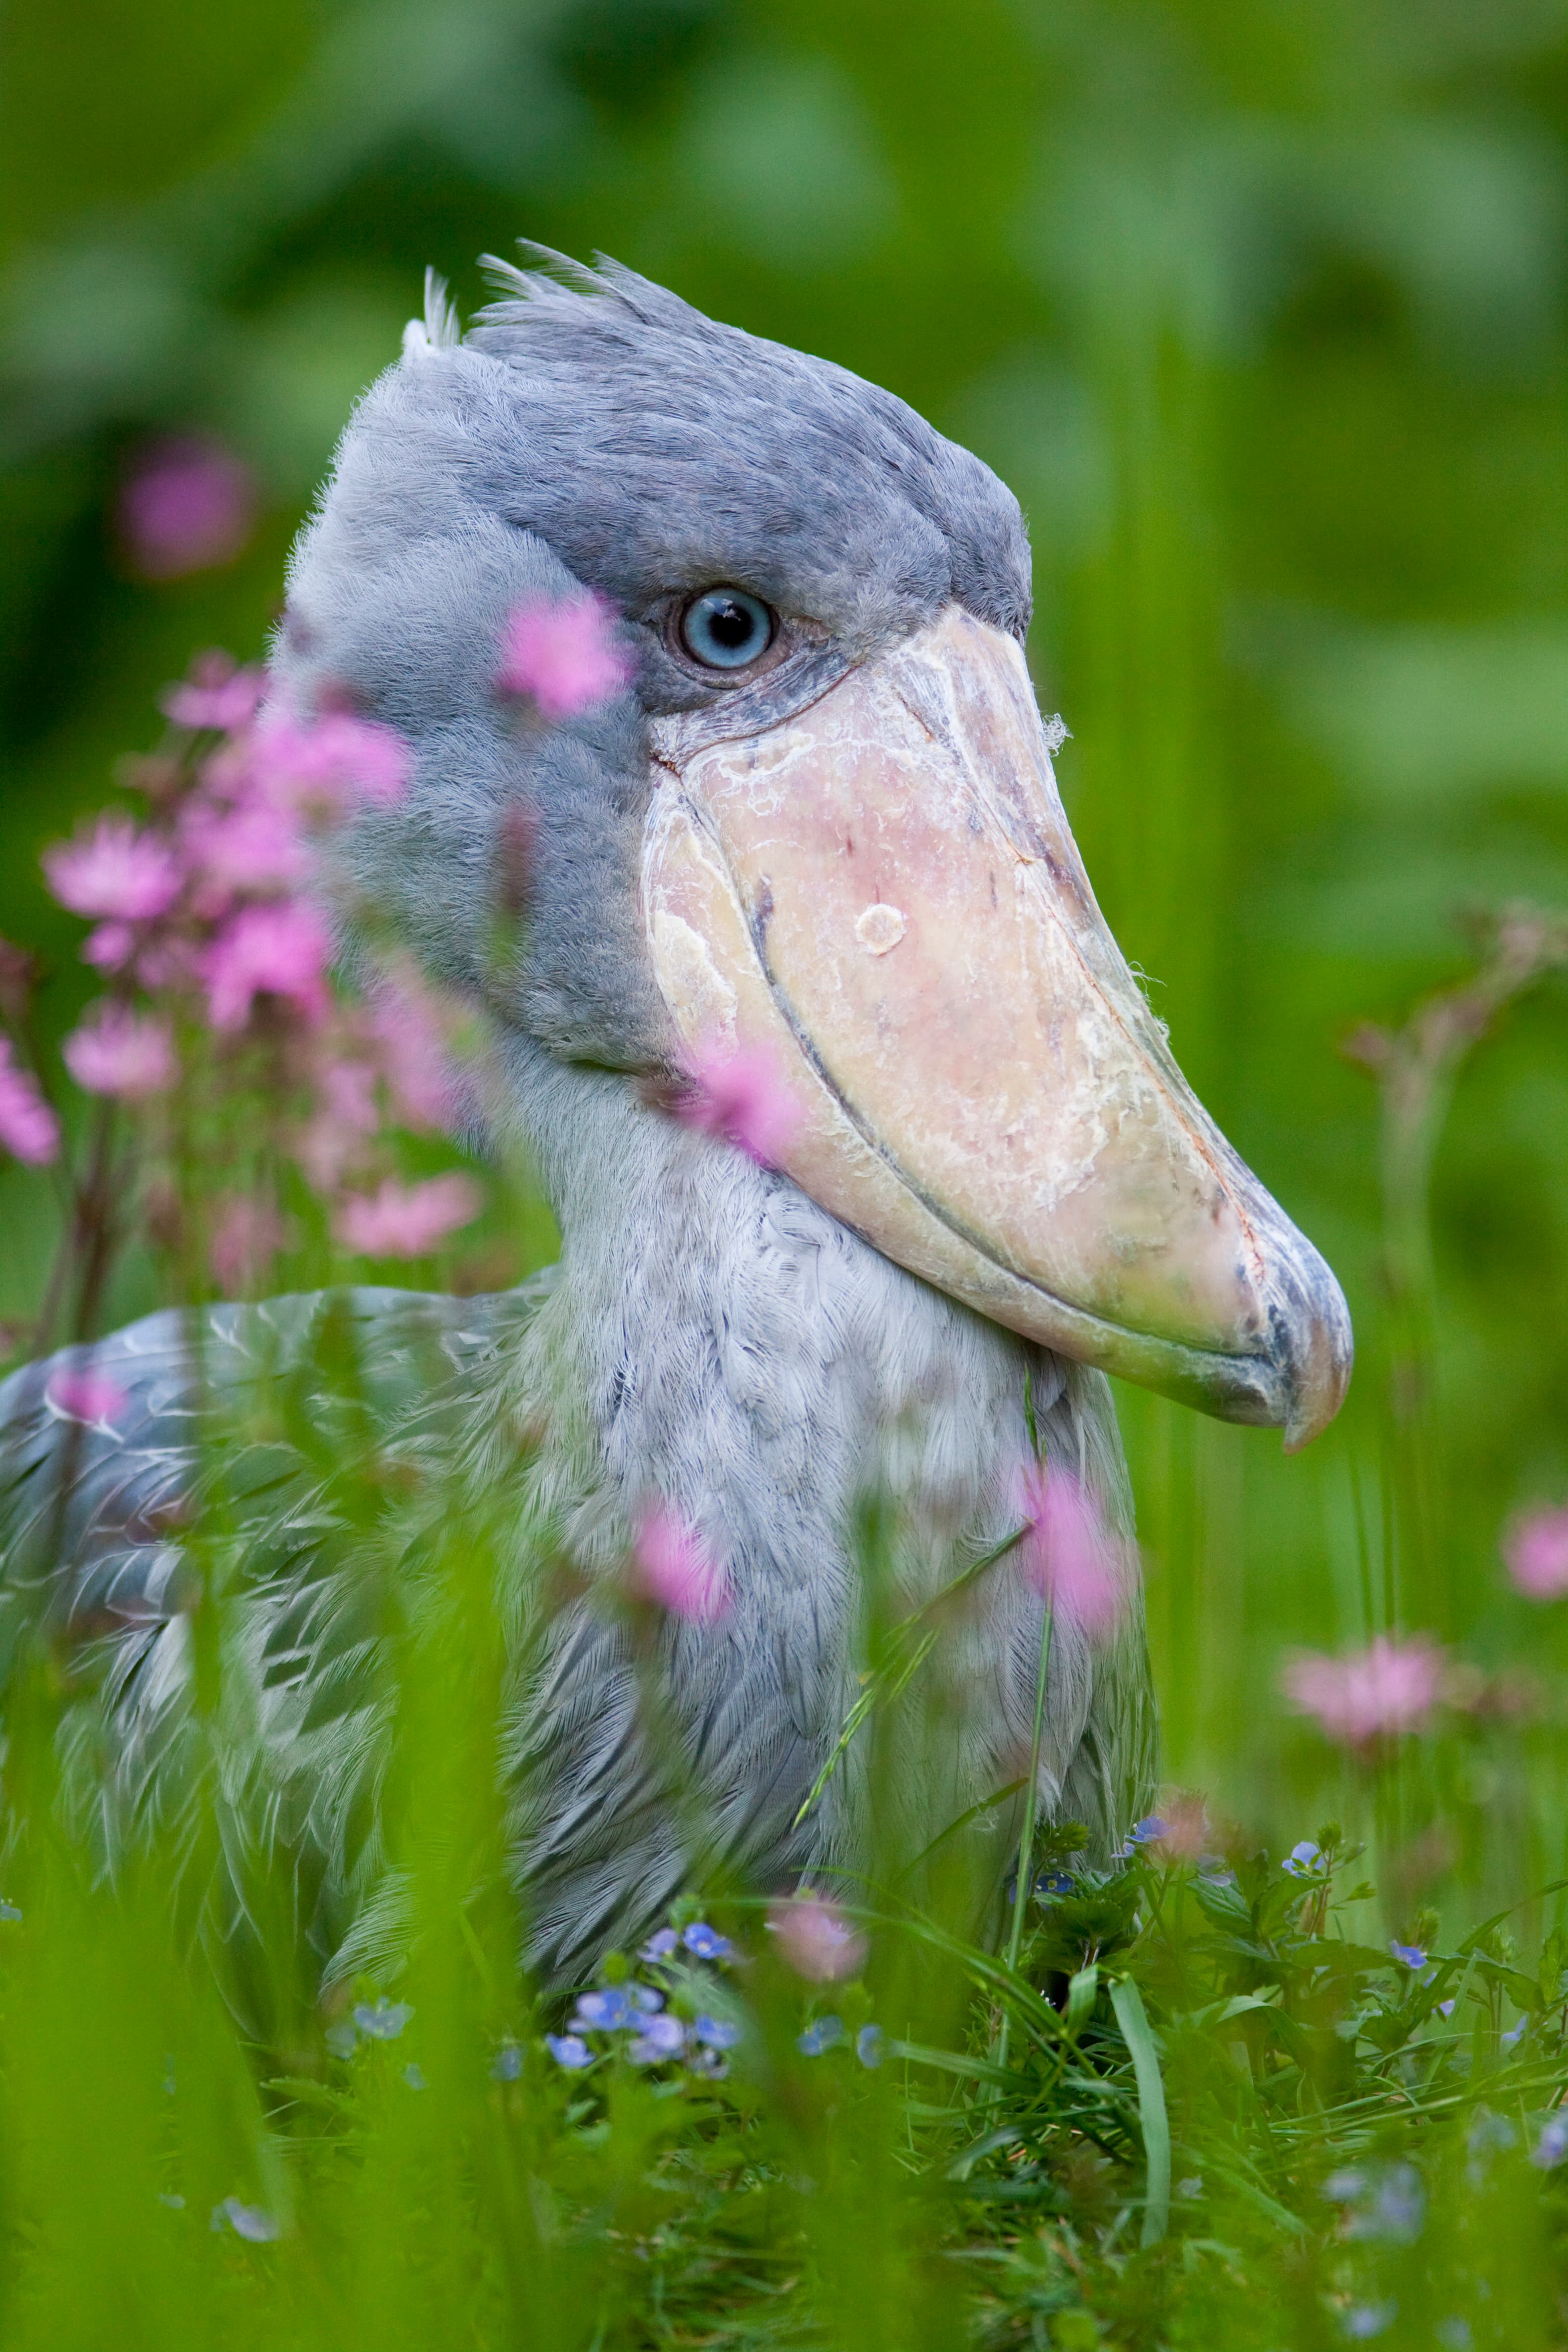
856 2024 883 2069
682 1922 733 1961
402 2062 427 2091
1341 2303 1395 2341
490 2042 524 2081
796 2015 844 2056
545 2033 593 2070
324 2021 358 2060
353 1998 413 2040
1034 1871 1075 1897
1435 1999 1456 2019
212 2198 281 2243
1501 2021 1526 2049
1468 2108 1516 2159
1389 1942 1426 1971
1532 2114 1568 2170
573 1987 641 2032
627 2015 686 2064
1321 2168 1367 2203
1343 2163 1423 2246
694 2014 741 2050
0 1900 22 1922
1197 1855 1236 1885
1127 1816 1169 1846
1282 1841 1323 1877
639 1927 680 1962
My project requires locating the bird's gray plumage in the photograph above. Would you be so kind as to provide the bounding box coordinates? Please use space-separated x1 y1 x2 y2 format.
0 253 1154 1986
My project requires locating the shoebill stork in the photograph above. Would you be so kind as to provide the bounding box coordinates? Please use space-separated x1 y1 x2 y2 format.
0 256 1351 1984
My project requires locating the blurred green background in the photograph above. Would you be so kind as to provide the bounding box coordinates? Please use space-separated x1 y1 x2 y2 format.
4 0 1568 1896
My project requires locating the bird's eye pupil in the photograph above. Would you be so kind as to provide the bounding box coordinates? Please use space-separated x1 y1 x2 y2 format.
680 586 776 671
710 601 751 647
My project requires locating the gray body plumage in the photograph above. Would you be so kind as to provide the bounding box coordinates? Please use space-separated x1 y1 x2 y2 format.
0 257 1154 1984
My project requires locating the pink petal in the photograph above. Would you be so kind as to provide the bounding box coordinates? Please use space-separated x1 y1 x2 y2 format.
671 1038 804 1170
62 1005 176 1100
496 592 632 721
46 1368 128 1427
1502 1505 1568 1600
209 1194 290 1292
369 979 460 1131
161 656 265 733
43 817 183 923
768 1895 868 1983
334 1173 480 1257
1014 1462 1129 1638
1281 1636 1446 1746
631 1501 730 1624
118 438 256 580
245 711 411 818
0 1042 59 1166
204 901 331 1031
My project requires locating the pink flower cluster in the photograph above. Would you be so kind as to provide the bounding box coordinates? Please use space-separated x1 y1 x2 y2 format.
1281 1635 1447 1748
1014 1462 1129 1639
496 591 632 721
12 651 486 1286
1502 1505 1568 1600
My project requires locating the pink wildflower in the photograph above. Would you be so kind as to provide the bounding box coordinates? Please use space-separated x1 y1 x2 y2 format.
247 711 411 817
768 1894 868 1983
335 1173 480 1257
1502 1505 1568 1601
369 980 459 1130
673 1039 804 1169
1015 1463 1129 1639
631 1501 730 1624
46 1367 128 1427
1281 1635 1446 1748
205 901 331 1030
295 1056 380 1191
0 1039 59 1166
62 1004 176 1100
117 438 256 579
44 816 182 923
161 656 265 734
1146 1790 1211 1864
180 798 308 899
209 1194 290 1292
496 592 632 720
82 922 134 973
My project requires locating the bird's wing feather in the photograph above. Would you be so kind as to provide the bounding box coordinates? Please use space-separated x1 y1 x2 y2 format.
0 1283 545 1971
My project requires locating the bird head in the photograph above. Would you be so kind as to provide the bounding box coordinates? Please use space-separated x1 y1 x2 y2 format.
275 251 1351 1451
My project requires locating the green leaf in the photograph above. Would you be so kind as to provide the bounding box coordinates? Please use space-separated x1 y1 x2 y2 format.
1110 1978 1171 2249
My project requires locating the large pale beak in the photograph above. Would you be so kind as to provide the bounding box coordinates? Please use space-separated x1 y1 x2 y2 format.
642 606 1351 1449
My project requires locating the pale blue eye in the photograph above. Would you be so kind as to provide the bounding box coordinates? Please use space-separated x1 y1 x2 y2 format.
679 586 775 670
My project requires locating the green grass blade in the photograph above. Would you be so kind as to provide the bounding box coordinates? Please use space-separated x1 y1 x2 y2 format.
1110 1977 1171 2249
